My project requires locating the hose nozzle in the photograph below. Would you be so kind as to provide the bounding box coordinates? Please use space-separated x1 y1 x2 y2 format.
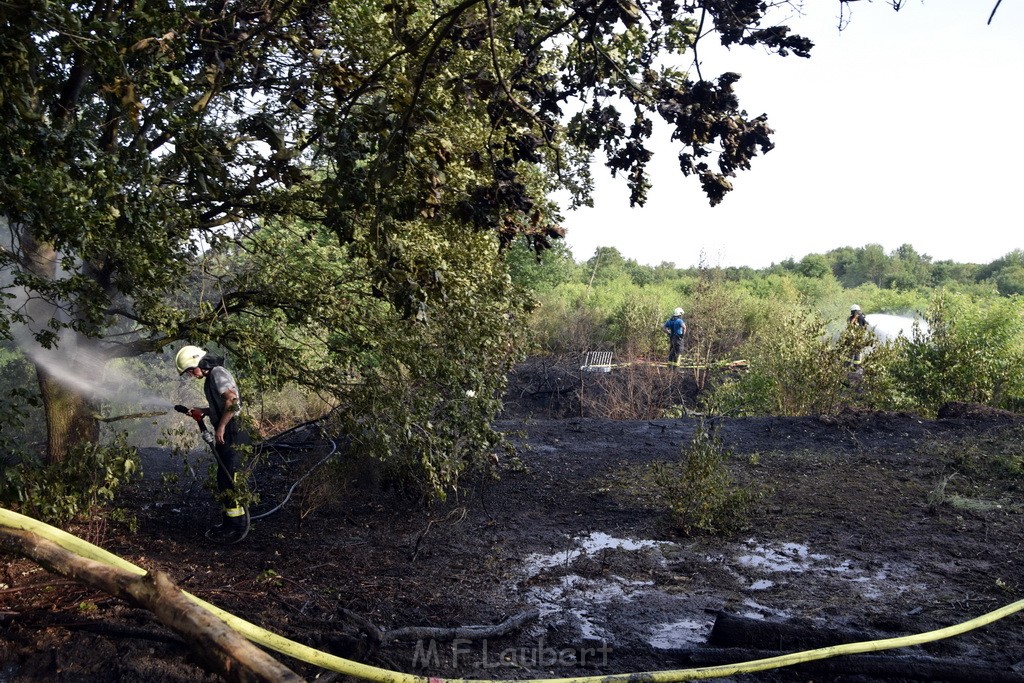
174 404 206 423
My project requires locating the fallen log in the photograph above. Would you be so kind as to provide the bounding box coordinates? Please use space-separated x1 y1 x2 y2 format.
0 526 304 683
383 607 540 644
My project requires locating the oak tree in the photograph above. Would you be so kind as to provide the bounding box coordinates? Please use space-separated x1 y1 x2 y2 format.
0 0 855 490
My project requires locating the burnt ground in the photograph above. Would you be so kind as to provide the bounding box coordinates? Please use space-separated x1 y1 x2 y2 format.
3 365 1024 682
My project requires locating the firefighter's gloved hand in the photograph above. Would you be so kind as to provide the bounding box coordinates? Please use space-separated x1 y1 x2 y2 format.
189 408 205 422
201 431 215 446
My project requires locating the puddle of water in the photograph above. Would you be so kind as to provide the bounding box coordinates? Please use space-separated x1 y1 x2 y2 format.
721 539 919 606
522 532 662 577
526 574 652 610
647 619 712 649
580 532 659 554
520 534 672 645
735 540 828 572
525 577 614 640
526 575 713 648
519 534 922 650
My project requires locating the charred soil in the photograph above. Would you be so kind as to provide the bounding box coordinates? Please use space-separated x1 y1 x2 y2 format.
2 381 1024 682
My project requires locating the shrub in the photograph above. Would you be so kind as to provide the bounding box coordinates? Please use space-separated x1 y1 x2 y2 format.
580 364 692 419
705 309 858 416
652 422 760 535
528 289 610 355
607 295 663 358
685 272 757 390
0 434 141 524
872 293 1024 415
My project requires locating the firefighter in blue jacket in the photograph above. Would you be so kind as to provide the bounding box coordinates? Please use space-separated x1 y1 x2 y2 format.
663 308 687 364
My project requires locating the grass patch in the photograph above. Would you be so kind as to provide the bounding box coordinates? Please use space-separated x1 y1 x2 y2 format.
924 426 1024 513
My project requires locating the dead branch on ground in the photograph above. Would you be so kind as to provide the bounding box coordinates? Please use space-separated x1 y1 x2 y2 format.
339 606 539 646
0 526 304 683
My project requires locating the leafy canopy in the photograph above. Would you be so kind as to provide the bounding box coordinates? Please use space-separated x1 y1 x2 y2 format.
1 0 830 482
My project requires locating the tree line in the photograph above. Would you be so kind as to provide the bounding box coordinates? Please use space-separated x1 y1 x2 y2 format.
509 242 1024 296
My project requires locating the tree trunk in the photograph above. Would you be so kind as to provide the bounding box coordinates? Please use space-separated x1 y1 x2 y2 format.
37 363 100 465
19 227 101 464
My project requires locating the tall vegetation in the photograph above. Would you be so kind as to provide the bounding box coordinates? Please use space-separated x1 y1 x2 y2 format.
652 423 759 535
706 311 860 417
522 244 1024 420
865 293 1024 414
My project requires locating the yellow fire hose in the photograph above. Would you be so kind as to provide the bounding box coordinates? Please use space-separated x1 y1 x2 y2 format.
2 506 1022 682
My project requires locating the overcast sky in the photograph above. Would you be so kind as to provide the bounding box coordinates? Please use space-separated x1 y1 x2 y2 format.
556 0 1023 269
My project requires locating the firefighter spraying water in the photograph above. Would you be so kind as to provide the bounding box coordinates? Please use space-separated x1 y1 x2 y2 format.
174 345 250 544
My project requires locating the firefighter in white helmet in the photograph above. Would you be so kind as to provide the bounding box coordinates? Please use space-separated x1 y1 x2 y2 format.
848 304 867 328
846 305 869 363
174 345 249 543
662 307 688 364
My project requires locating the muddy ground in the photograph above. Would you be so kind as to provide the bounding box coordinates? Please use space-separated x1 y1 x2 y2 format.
2 369 1024 682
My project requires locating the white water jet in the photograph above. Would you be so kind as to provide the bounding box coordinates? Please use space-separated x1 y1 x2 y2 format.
4 246 176 418
20 336 174 411
863 313 929 343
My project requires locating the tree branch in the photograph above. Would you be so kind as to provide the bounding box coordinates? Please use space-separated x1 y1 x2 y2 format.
0 526 304 683
338 607 540 646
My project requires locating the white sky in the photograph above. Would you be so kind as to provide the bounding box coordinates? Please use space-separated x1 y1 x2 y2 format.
557 0 1023 269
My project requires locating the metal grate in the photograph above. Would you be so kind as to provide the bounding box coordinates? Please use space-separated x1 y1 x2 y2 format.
580 351 614 372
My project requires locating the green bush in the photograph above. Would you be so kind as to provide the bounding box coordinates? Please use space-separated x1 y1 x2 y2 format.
871 293 1024 415
686 273 759 390
529 281 681 357
529 294 609 355
608 295 663 358
1 434 141 524
706 309 858 416
652 423 760 535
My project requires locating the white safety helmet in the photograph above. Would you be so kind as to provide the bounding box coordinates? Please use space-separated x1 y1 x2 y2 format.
850 304 861 312
673 307 684 316
175 345 207 375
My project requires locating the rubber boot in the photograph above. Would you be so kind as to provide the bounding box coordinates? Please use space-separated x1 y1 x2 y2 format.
205 506 250 545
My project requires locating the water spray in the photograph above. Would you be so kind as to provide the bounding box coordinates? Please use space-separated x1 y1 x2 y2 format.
863 313 930 343
96 410 170 424
8 288 175 411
